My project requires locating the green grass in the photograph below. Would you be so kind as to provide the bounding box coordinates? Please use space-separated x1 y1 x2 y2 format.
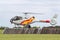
0 29 3 34
0 30 60 40
0 34 60 40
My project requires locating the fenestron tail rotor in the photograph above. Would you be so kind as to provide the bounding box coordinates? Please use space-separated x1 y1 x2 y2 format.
50 14 58 26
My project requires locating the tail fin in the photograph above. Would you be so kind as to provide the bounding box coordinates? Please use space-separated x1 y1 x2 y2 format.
52 14 58 19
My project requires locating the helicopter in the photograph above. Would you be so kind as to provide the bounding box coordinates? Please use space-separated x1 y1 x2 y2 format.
10 12 58 28
10 12 44 28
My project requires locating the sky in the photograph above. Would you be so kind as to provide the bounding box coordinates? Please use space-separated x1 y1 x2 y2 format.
0 0 60 28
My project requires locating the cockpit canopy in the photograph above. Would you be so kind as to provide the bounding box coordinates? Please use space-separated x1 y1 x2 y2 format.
10 16 22 23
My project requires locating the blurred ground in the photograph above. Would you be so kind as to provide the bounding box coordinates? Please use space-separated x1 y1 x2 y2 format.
0 29 60 40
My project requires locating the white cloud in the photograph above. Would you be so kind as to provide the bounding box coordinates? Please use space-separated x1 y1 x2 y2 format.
0 0 28 4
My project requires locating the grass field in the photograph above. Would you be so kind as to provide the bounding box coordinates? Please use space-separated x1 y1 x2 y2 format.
0 30 60 40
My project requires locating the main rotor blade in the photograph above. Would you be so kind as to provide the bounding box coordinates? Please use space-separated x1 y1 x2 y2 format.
23 12 44 15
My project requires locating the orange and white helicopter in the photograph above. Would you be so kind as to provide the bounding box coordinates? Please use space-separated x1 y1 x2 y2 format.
10 12 58 28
